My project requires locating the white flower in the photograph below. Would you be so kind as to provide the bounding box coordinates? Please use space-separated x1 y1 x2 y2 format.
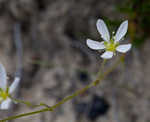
0 63 20 109
86 19 132 59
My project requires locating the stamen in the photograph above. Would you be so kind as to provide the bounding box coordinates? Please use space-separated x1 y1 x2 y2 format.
0 89 9 101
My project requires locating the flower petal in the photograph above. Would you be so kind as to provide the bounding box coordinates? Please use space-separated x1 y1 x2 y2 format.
86 39 105 50
0 63 7 90
101 51 113 59
9 77 20 94
116 44 132 53
96 19 110 42
0 98 11 109
114 20 128 43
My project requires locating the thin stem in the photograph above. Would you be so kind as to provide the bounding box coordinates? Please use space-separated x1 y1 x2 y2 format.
10 59 107 109
0 57 122 122
10 96 51 109
1 108 50 122
97 59 107 76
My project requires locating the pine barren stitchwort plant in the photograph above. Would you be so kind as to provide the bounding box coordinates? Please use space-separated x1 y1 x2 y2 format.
0 19 132 122
0 63 20 109
87 19 132 59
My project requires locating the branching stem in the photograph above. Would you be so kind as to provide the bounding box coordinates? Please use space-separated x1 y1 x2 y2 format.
0 57 122 122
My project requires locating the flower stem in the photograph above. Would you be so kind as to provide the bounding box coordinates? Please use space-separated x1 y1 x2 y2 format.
0 57 122 122
10 96 52 109
97 59 107 77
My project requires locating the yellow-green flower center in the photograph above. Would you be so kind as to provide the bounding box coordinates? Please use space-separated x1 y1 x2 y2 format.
0 88 9 102
104 38 119 52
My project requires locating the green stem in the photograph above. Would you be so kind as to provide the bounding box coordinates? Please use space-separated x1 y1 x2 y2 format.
97 59 107 77
0 58 121 122
10 96 52 109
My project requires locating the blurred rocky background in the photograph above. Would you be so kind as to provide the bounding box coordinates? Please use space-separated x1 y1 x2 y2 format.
0 0 150 122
